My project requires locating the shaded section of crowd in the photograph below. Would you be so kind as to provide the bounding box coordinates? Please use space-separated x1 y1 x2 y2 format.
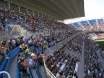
84 36 104 78
46 42 79 78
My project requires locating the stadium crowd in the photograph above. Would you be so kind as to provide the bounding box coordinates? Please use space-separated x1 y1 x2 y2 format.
0 7 76 33
1 6 104 78
0 7 77 65
45 34 84 78
66 33 83 54
0 30 72 66
84 37 104 78
46 46 79 78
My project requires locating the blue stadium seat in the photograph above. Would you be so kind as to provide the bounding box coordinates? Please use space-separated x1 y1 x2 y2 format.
16 46 35 78
80 21 90 26
88 19 96 25
3 47 20 78
73 22 80 27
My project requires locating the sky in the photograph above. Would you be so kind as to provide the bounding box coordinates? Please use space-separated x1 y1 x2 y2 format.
85 0 104 18
64 0 104 24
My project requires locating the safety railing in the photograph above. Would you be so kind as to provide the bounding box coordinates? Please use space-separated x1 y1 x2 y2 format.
0 27 21 42
0 30 10 42
43 57 56 78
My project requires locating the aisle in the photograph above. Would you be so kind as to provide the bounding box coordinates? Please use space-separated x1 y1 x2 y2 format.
96 50 104 68
77 38 84 78
31 69 38 78
8 55 18 78
39 66 47 78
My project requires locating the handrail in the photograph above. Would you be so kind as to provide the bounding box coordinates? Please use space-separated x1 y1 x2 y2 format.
0 26 21 42
43 57 56 78
0 71 10 78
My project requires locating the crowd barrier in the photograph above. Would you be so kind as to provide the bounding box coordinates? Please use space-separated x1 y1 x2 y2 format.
43 57 56 78
0 27 21 42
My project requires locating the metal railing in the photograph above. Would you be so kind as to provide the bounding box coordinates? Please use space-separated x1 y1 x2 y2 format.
0 27 21 42
43 57 56 78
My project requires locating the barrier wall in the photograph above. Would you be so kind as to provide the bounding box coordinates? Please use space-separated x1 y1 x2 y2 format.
0 27 21 42
43 57 56 78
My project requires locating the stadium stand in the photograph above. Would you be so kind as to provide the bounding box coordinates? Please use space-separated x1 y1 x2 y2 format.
0 1 104 78
84 36 104 78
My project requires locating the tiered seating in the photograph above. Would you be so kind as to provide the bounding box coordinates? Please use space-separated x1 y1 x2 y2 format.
80 21 90 27
88 19 96 25
45 44 79 78
16 46 35 78
0 8 77 33
66 34 83 54
0 47 20 78
97 19 104 31
73 22 81 28
84 36 104 78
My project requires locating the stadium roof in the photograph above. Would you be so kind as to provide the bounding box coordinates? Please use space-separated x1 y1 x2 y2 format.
5 0 85 20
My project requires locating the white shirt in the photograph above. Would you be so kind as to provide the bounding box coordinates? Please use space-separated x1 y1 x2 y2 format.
31 53 37 59
56 73 60 78
29 59 33 65
31 53 35 56
19 45 22 48
28 40 32 44
12 39 16 44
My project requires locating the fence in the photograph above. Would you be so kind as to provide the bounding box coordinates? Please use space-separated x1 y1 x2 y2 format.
43 57 56 78
0 27 21 42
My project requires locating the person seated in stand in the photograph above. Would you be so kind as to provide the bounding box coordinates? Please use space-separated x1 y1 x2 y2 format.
28 56 36 68
42 43 47 51
0 43 9 59
38 51 45 65
0 43 4 63
25 46 31 56
28 38 33 46
20 42 26 52
31 49 37 61
12 38 16 48
17 54 22 63
18 56 29 76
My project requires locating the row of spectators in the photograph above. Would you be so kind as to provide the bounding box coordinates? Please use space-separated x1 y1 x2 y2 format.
17 49 38 76
16 31 72 76
0 36 25 63
45 34 84 78
0 7 76 33
45 33 104 78
0 30 72 64
66 34 83 54
0 9 18 38
84 36 104 78
46 43 79 78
